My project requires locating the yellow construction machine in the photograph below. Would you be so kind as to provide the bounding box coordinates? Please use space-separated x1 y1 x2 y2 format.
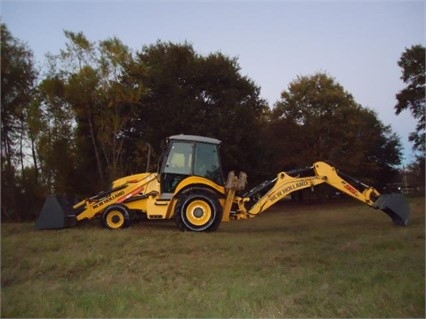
36 134 409 231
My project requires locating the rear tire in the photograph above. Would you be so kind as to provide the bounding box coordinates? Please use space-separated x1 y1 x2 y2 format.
175 189 223 232
102 204 131 229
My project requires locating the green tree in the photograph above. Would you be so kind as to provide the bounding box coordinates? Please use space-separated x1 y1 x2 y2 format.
37 76 76 194
131 41 268 180
96 37 145 180
66 65 105 187
356 108 403 185
270 73 402 185
41 31 145 194
1 23 38 220
395 44 426 154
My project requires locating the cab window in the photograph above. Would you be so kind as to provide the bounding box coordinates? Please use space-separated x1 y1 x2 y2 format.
163 142 193 175
194 143 223 185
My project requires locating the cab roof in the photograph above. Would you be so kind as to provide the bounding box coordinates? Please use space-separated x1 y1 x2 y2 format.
168 134 221 145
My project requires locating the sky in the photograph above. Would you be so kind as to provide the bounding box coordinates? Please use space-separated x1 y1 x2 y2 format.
1 0 425 165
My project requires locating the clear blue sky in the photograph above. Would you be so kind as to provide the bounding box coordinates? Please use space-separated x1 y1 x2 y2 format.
1 0 425 165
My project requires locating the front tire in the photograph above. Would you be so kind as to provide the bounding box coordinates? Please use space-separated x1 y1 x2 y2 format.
102 204 131 229
175 189 223 232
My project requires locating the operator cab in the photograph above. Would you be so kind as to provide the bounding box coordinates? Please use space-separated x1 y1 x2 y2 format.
160 135 224 193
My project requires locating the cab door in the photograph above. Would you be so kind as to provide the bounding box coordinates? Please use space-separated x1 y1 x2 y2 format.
161 141 194 193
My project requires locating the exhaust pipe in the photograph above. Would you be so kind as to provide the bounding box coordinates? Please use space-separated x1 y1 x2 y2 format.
374 193 409 226
36 195 77 229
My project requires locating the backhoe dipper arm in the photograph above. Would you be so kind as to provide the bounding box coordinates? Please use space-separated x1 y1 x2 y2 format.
233 161 409 226
312 162 379 205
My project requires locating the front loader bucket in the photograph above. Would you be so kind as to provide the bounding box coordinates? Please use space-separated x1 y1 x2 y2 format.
36 195 77 229
374 193 409 226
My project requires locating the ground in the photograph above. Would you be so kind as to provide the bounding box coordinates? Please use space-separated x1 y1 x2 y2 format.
1 197 424 318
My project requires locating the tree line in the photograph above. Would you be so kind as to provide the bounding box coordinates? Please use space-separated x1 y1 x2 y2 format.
1 23 424 221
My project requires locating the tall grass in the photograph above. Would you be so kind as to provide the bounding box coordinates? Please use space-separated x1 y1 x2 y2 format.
2 197 424 318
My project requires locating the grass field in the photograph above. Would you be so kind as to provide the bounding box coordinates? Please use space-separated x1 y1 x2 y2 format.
1 196 424 318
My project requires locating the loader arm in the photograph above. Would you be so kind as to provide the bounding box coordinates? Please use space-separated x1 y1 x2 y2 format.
230 161 409 226
75 173 158 222
36 173 158 229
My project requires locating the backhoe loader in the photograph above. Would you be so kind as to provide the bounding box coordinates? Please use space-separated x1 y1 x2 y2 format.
36 134 409 231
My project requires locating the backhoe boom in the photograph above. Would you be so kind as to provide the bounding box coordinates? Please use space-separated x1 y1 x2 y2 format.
228 162 409 226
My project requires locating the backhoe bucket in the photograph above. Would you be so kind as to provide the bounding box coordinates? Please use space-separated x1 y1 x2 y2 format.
374 193 409 226
36 195 77 229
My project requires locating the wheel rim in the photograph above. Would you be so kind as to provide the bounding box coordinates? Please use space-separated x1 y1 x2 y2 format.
185 199 212 227
106 210 125 229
